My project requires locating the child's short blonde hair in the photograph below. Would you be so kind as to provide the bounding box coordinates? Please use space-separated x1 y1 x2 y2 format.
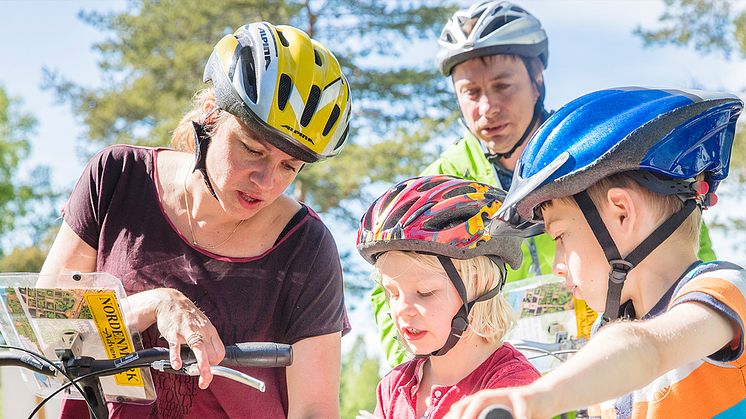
375 251 516 347
542 171 702 255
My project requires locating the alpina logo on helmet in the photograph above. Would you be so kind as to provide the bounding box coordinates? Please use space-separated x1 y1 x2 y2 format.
258 27 272 70
282 124 315 144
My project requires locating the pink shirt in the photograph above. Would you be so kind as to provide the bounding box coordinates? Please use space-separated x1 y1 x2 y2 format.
374 342 540 419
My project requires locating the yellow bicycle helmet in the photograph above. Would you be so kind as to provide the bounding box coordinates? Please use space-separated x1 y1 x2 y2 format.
203 22 351 162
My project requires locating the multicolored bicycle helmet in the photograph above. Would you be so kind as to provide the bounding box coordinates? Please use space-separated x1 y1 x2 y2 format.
357 175 522 356
493 87 743 324
437 0 548 76
204 22 351 163
358 175 522 268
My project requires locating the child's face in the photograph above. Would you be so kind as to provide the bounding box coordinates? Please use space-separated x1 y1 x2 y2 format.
378 252 463 355
542 199 610 312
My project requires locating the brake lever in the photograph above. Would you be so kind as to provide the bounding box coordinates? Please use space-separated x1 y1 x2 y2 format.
151 361 266 392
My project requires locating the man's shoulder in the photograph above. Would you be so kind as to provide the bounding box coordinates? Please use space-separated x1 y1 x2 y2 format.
423 134 496 184
438 134 482 158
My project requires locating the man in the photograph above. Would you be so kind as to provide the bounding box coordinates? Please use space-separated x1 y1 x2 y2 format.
370 0 716 367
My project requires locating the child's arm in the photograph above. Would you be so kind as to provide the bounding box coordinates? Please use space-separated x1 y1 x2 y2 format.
446 300 738 419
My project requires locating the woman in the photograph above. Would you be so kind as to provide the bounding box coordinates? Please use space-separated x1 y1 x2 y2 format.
41 22 351 418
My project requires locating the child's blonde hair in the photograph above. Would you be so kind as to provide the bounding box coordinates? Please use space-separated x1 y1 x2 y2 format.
541 171 702 255
375 251 516 348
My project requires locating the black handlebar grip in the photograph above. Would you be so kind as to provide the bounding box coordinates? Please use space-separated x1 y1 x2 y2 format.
0 353 57 376
221 342 293 368
478 405 514 419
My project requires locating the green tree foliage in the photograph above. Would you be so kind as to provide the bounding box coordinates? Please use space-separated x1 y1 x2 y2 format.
340 335 380 418
634 0 745 58
0 246 48 272
636 0 746 254
0 226 59 272
0 86 34 235
43 0 460 224
635 0 746 172
0 86 61 257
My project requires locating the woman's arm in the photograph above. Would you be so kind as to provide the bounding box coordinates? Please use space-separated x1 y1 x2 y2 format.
286 331 342 419
446 300 737 419
40 221 98 277
40 221 225 388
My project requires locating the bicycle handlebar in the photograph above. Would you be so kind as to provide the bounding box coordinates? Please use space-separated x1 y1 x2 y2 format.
79 342 292 378
222 342 292 368
0 342 293 378
1 342 292 419
0 352 57 376
478 405 513 419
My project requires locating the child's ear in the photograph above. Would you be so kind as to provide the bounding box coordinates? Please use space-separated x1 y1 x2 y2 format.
604 187 638 236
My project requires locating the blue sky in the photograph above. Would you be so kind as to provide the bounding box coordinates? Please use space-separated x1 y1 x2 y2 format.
2 0 746 371
3 0 745 186
2 1 746 260
3 0 745 182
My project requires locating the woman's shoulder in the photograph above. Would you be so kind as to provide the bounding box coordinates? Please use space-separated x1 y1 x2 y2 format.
93 144 155 160
274 198 333 239
84 144 160 176
78 145 159 187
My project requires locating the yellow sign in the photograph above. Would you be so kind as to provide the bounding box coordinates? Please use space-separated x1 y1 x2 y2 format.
85 292 144 386
574 297 599 340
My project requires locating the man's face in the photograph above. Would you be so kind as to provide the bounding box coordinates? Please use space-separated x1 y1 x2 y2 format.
452 55 540 155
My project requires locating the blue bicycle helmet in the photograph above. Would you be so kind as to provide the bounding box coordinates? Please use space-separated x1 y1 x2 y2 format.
492 87 743 324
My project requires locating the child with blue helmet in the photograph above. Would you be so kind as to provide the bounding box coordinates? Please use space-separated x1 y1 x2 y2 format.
446 87 746 419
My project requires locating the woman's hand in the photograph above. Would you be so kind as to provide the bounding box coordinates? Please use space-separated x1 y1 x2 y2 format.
154 288 226 389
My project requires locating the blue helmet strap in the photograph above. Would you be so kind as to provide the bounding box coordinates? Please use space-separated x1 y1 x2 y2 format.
192 121 219 201
574 190 697 326
427 255 503 357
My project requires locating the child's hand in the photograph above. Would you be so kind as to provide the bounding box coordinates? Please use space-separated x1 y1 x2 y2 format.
445 388 534 419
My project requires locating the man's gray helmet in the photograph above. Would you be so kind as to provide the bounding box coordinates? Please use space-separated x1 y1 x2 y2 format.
437 0 548 76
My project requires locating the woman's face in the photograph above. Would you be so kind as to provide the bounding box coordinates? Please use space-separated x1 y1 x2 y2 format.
205 115 304 218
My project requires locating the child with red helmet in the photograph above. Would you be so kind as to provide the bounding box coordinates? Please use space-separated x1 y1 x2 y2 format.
357 175 540 418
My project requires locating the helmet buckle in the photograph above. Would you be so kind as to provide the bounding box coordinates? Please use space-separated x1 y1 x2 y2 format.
701 192 718 209
608 259 633 284
692 180 709 195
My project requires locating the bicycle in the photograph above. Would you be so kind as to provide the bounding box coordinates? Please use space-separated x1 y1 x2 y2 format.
478 405 514 419
0 339 292 419
507 338 588 419
470 338 588 419
0 271 292 418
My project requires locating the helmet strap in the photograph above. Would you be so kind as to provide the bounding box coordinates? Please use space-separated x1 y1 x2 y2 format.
192 121 219 201
573 190 697 326
428 255 504 357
